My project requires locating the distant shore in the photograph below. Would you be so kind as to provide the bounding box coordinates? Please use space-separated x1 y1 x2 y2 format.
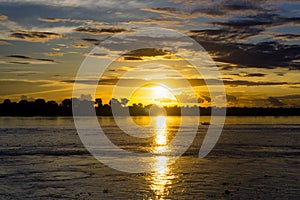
1 98 300 116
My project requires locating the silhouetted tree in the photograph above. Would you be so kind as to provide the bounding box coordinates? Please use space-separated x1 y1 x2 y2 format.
1 97 300 116
95 98 103 107
35 98 46 104
62 99 71 108
34 98 46 115
3 99 11 105
61 99 72 116
46 100 59 116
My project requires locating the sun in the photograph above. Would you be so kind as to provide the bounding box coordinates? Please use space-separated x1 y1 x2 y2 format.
129 84 178 106
150 85 177 105
152 85 172 99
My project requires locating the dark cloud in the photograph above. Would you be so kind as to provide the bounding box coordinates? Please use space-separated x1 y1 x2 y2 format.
268 97 285 107
273 94 300 103
187 78 290 87
186 2 300 76
7 61 31 65
7 55 56 62
197 97 205 103
7 55 31 59
9 30 63 42
72 43 89 49
5 54 57 64
117 48 174 61
223 2 261 11
280 94 300 99
188 79 218 86
144 1 267 20
81 38 100 42
213 13 277 27
191 8 225 17
191 35 300 70
122 56 143 61
273 34 300 41
190 9 300 45
276 94 300 107
242 73 266 77
124 48 170 57
62 78 293 87
62 79 118 85
202 95 211 103
191 1 263 18
190 27 263 42
218 41 300 69
81 38 102 45
223 80 289 86
74 27 126 34
213 13 300 28
84 52 107 58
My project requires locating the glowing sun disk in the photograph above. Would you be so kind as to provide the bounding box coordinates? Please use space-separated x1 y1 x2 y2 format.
152 86 173 98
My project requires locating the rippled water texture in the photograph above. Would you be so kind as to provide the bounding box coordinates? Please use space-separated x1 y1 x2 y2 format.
0 116 299 199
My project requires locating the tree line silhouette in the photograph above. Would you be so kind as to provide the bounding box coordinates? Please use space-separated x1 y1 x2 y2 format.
0 98 300 116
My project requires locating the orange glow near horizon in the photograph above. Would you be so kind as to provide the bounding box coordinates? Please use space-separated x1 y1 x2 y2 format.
129 84 178 106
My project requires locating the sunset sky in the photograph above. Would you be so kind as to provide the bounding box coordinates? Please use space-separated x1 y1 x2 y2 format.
0 0 300 107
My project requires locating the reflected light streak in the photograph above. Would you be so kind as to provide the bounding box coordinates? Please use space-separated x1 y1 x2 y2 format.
155 116 167 147
148 116 176 199
149 156 173 198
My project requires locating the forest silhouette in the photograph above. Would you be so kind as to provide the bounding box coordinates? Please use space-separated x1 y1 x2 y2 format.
0 98 300 116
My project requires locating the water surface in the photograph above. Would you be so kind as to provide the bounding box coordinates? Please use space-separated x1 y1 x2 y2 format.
0 116 299 199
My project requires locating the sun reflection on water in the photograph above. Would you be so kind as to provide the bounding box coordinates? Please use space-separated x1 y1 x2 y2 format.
155 116 167 147
148 116 176 199
149 156 174 198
